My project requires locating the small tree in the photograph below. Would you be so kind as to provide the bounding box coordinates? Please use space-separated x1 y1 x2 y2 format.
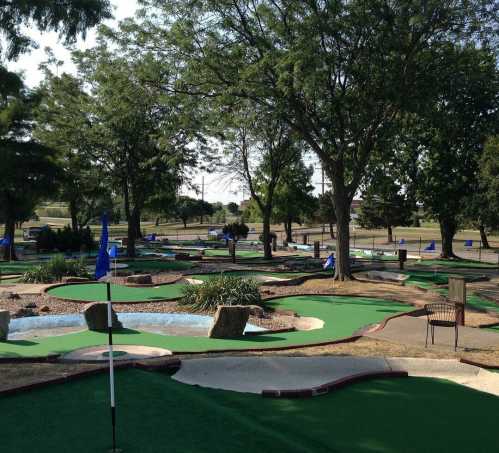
222 222 249 242
227 202 240 216
357 175 413 243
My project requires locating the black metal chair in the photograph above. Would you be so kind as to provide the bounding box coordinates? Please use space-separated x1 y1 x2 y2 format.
424 303 459 351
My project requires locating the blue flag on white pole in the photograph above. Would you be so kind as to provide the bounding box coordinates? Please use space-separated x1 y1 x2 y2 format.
108 245 118 259
1 236 11 247
95 213 110 280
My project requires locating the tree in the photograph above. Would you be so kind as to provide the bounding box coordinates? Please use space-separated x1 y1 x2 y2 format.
227 202 240 216
463 136 499 248
316 192 337 241
272 159 315 243
59 36 206 257
0 0 111 60
132 0 494 279
0 90 60 259
224 108 300 259
174 196 206 228
222 222 249 242
357 174 413 243
34 72 110 232
412 45 498 258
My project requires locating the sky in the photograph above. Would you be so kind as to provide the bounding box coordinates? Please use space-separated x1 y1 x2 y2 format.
4 0 325 205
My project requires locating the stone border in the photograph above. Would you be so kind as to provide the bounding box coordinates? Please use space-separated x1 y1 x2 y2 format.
459 358 499 370
261 371 409 398
0 358 181 397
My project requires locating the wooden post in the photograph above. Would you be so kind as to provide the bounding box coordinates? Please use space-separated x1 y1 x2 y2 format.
478 240 482 262
272 236 277 252
372 236 375 253
353 234 356 248
418 236 422 255
398 249 407 270
229 240 236 263
302 233 308 245
448 275 466 326
314 241 320 259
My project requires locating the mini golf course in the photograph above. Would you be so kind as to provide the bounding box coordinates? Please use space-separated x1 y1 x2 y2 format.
404 270 499 314
187 270 321 282
121 260 195 272
204 249 265 258
0 295 412 357
0 368 497 453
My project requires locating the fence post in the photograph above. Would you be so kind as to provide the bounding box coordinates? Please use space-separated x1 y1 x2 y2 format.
372 236 375 253
418 236 422 256
478 240 482 262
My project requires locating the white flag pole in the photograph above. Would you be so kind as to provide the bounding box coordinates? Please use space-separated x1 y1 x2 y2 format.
106 281 117 452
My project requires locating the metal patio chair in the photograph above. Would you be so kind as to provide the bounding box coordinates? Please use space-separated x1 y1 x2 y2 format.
424 303 459 351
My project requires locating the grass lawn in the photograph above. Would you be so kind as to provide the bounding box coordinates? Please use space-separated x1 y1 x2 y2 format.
0 295 411 357
0 369 497 453
46 282 185 303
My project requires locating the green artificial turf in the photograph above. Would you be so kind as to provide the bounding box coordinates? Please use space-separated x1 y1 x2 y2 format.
416 258 498 269
188 270 319 282
204 249 264 258
122 260 195 271
0 295 411 357
46 282 185 303
0 369 497 453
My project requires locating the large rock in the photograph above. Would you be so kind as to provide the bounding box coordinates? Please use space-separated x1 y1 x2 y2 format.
366 271 409 283
83 302 122 331
208 305 250 339
126 274 152 285
0 310 10 341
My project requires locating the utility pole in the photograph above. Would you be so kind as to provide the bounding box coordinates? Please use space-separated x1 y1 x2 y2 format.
200 175 205 225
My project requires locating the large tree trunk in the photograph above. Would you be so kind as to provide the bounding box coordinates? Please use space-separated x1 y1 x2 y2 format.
133 209 142 239
479 224 490 249
127 207 139 258
387 225 393 243
284 218 293 243
439 217 458 259
3 218 17 261
262 210 272 260
332 190 352 280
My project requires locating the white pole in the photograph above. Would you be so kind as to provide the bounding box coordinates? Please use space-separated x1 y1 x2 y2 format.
106 282 117 452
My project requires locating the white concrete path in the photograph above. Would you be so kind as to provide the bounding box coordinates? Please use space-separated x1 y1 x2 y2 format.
172 356 499 397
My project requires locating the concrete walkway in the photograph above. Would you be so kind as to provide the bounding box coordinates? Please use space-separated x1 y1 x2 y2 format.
172 356 499 397
366 316 499 350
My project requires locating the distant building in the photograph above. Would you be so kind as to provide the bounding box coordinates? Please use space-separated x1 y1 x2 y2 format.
239 199 251 211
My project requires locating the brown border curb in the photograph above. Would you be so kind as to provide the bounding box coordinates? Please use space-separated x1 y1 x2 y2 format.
0 358 181 397
459 358 499 370
262 370 409 398
0 353 60 364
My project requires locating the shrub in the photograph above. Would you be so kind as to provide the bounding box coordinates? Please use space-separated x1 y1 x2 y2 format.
36 226 96 253
22 255 90 283
222 222 249 241
179 275 262 312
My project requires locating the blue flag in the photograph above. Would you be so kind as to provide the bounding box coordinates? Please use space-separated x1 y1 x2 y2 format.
95 213 110 279
399 238 405 245
108 245 118 259
323 254 335 270
464 240 473 247
424 240 436 251
1 236 11 247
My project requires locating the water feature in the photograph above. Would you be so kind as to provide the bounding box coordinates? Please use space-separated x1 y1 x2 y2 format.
8 312 265 340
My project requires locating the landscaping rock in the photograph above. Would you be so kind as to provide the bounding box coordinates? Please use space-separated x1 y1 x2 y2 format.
83 302 122 331
366 271 409 283
40 305 50 313
208 305 250 339
13 308 38 318
248 305 265 318
0 310 10 340
0 291 20 300
62 276 90 283
126 274 153 285
24 302 37 309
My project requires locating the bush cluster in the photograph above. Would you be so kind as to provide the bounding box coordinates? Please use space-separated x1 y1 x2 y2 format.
179 275 262 312
22 255 90 283
36 226 96 253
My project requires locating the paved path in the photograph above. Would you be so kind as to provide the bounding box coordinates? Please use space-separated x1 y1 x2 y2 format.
173 356 499 397
366 316 499 350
